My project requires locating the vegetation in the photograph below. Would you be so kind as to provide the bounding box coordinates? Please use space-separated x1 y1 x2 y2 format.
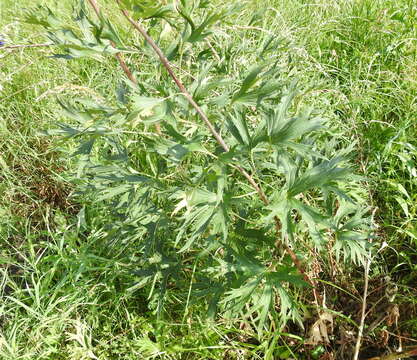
0 0 415 359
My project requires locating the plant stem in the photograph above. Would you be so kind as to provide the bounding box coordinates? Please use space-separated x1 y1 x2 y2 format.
86 0 137 85
115 1 321 304
0 43 52 50
353 255 371 360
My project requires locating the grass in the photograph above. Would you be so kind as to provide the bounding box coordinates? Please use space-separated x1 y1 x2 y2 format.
0 0 416 359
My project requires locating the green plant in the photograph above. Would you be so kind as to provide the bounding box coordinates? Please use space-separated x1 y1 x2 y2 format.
26 0 372 339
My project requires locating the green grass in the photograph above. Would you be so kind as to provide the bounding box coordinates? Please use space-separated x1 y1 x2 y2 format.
0 0 416 359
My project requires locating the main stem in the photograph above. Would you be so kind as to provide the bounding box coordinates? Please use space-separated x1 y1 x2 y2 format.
87 0 137 85
115 1 321 304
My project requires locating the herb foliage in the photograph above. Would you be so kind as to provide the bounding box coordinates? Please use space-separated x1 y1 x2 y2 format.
27 0 372 333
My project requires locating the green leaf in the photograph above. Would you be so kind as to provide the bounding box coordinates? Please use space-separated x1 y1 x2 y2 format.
265 195 295 242
176 205 215 252
232 64 266 102
254 108 323 146
119 1 174 20
268 267 307 287
25 6 61 29
255 281 273 333
226 111 251 146
222 277 262 308
270 89 297 133
184 7 236 43
288 158 350 197
96 184 132 201
290 199 329 248
73 137 96 155
395 196 410 217
276 286 303 327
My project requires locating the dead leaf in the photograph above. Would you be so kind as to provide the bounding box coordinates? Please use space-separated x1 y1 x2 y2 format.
386 304 399 327
320 353 335 360
381 329 389 347
307 311 334 345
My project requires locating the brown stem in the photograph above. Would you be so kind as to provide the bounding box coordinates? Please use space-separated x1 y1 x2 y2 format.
0 43 52 50
116 1 321 304
86 0 137 85
366 347 417 360
116 2 230 151
353 253 372 360
86 0 101 15
116 2 273 204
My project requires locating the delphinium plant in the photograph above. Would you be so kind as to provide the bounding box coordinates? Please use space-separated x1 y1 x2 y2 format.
26 0 371 339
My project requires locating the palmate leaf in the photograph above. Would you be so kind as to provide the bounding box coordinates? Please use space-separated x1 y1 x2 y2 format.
270 111 323 145
73 137 96 155
288 157 351 197
254 281 273 333
237 81 284 107
28 4 133 60
280 141 326 161
48 29 129 60
174 185 229 252
334 231 370 265
187 12 223 43
229 82 323 149
226 111 251 146
267 194 331 246
188 62 234 101
232 64 267 103
179 4 238 43
95 183 133 201
264 194 296 242
83 166 154 202
25 6 62 29
332 201 371 265
291 199 329 248
175 205 215 252
253 106 323 148
267 82 298 135
142 125 207 164
231 63 283 106
275 285 303 327
220 263 305 332
275 150 298 187
222 277 262 312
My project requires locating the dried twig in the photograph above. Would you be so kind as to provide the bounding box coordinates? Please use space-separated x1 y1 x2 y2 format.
366 346 417 360
353 255 371 360
115 0 322 304
0 43 52 50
